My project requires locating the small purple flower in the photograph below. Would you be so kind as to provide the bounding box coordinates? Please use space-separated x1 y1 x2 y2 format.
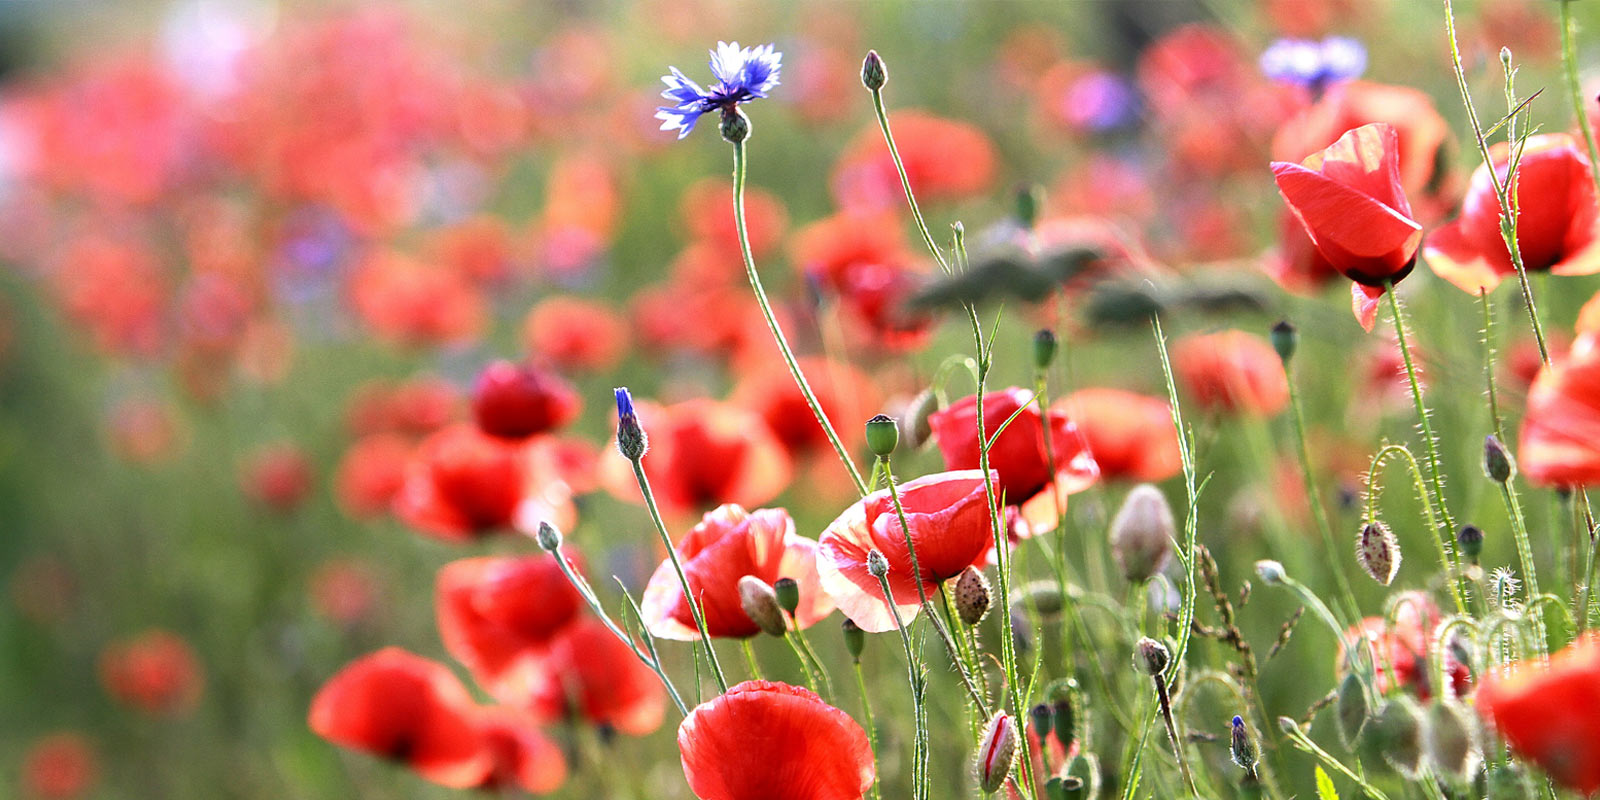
1260 36 1366 94
655 41 783 139
614 387 648 460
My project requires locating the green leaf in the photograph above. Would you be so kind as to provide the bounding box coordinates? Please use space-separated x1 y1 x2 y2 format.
1315 765 1340 800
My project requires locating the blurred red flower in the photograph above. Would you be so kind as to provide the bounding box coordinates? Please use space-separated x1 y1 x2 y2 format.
309 647 491 788
22 732 98 800
1273 81 1450 202
348 249 486 347
641 505 833 640
789 211 917 293
346 376 463 438
522 296 629 373
677 680 874 800
394 424 528 541
238 442 313 512
1172 330 1289 417
836 261 938 354
929 388 1098 515
681 178 788 259
731 356 879 459
832 111 997 212
1340 591 1468 702
1056 389 1182 483
1272 123 1421 330
1477 635 1600 795
1520 333 1600 488
471 360 581 440
334 433 414 520
106 397 185 465
1426 134 1600 292
99 630 204 716
817 470 995 632
476 707 568 794
436 553 586 699
51 235 167 358
525 617 667 736
600 398 792 519
309 558 383 627
425 216 516 286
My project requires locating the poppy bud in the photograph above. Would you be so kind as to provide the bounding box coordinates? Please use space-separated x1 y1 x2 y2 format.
1109 485 1176 584
1335 670 1368 747
1356 520 1401 585
719 107 750 144
1483 435 1516 483
773 577 800 616
536 521 562 552
1277 716 1301 736
1017 183 1044 230
1049 680 1079 749
861 50 887 91
955 566 992 625
1255 560 1287 585
866 549 889 578
613 387 648 461
902 389 939 449
1370 697 1424 777
1229 715 1259 775
865 413 899 457
1066 753 1099 800
1457 524 1484 562
1423 699 1477 781
1134 637 1170 677
1030 702 1054 741
842 618 865 661
975 712 1019 793
1270 320 1298 364
737 576 788 637
1033 329 1058 371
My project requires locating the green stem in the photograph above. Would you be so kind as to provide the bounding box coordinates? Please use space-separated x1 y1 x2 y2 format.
1365 444 1467 614
782 631 819 694
741 639 763 681
1283 720 1393 800
1284 366 1361 626
629 459 728 692
1561 0 1600 197
730 139 868 497
852 659 883 800
876 570 929 800
1500 481 1546 655
789 625 835 699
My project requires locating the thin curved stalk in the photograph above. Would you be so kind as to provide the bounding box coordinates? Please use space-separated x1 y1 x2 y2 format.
1560 0 1600 196
629 459 728 692
1365 443 1466 614
876 571 930 800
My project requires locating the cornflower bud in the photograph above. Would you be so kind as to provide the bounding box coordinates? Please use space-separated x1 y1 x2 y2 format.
842 618 865 661
773 577 800 616
613 387 648 460
536 521 562 552
1033 329 1058 372
1229 715 1259 776
1356 520 1401 585
954 566 992 625
866 413 899 457
861 50 887 91
1134 637 1170 677
866 549 889 578
1270 320 1298 363
1483 434 1516 483
719 107 750 143
1109 485 1176 584
974 713 1019 793
737 576 787 637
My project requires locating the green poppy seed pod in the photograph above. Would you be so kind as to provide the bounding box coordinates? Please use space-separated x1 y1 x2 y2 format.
861 50 887 91
1357 520 1401 585
536 520 562 552
1335 670 1369 747
902 389 938 449
1134 636 1170 677
842 618 865 661
1030 702 1055 742
975 712 1020 794
773 577 800 616
866 549 889 578
1229 715 1259 774
1369 697 1425 778
1254 559 1287 586
954 566 992 625
1484 761 1534 799
1110 484 1176 584
1423 699 1477 782
1483 434 1516 483
737 575 788 637
1270 320 1298 364
865 413 899 457
1017 183 1044 230
1032 329 1058 372
1457 524 1484 561
719 107 751 143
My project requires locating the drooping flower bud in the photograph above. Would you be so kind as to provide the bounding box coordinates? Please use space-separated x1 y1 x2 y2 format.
1335 670 1368 747
974 712 1020 793
1030 703 1054 742
1270 320 1298 364
737 576 788 637
719 107 751 143
613 387 648 461
954 566 992 625
1134 637 1170 677
1255 560 1287 585
1033 329 1058 372
536 520 562 552
1109 485 1176 584
773 577 800 616
1356 520 1401 585
866 413 899 457
1229 715 1259 776
866 549 889 578
1423 699 1477 781
1370 697 1424 777
861 50 887 91
901 389 938 449
1456 524 1484 562
1483 434 1516 483
842 618 865 661
1049 680 1079 750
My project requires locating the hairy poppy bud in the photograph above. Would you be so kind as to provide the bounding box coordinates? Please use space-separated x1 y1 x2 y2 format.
866 413 899 457
866 549 889 578
842 618 865 661
1423 699 1477 781
1255 560 1287 585
954 566 992 625
1229 715 1259 775
975 713 1019 793
1030 703 1054 741
1457 524 1484 562
719 107 750 143
536 521 562 552
1336 670 1368 747
1110 485 1176 584
1357 520 1401 585
737 576 787 637
1483 435 1516 483
1370 697 1424 777
613 387 648 461
1033 329 1058 371
1049 679 1079 749
773 577 799 616
1270 320 1298 363
1134 637 1170 677
861 50 887 91
902 389 938 449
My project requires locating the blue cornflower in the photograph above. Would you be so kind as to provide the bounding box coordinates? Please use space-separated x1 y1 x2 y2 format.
1260 36 1366 93
614 387 648 460
655 41 783 139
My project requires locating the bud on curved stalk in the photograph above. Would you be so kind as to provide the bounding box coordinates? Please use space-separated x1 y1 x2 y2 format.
861 50 887 91
738 575 788 637
1135 637 1170 677
1422 699 1477 781
1335 670 1369 747
865 413 899 458
975 712 1020 794
773 577 800 616
719 107 751 144
536 520 562 552
1483 435 1516 483
902 389 938 449
1276 716 1301 736
613 387 648 460
1229 715 1260 780
1110 485 1176 584
955 566 992 625
842 618 865 661
1370 696 1424 777
1270 320 1298 363
1033 329 1058 372
1356 520 1402 585
1255 560 1287 585
1030 703 1054 742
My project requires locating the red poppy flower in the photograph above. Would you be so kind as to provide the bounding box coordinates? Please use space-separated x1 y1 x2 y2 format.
106 396 184 465
836 262 938 353
98 630 204 716
346 377 463 438
308 648 491 789
678 680 874 800
436 553 586 698
1426 134 1600 292
929 388 1098 517
425 215 515 285
832 110 997 212
1272 122 1422 330
1172 330 1290 417
476 707 568 794
681 178 788 258
22 732 98 800
238 442 313 512
1272 81 1450 201
817 470 995 632
731 356 879 459
1265 209 1342 293
1339 591 1468 701
600 398 792 519
471 360 581 440
394 424 527 541
789 211 918 294
525 617 667 736
1519 333 1600 487
521 296 629 373
309 558 382 627
1056 389 1181 483
1477 635 1600 795
334 433 414 520
348 249 487 347
641 505 833 640
51 234 167 358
